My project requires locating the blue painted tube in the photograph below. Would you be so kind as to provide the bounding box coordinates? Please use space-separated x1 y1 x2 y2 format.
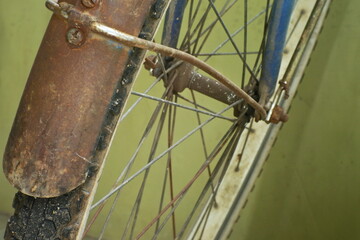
161 0 187 48
259 0 295 104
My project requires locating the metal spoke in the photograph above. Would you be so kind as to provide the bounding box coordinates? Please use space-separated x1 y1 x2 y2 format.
154 96 178 235
181 0 204 52
241 0 248 88
124 94 171 240
138 120 241 239
177 120 245 238
91 100 241 210
208 0 258 81
191 3 212 55
182 0 238 53
253 0 271 76
194 0 237 56
203 7 268 62
87 74 180 236
176 93 218 115
190 90 218 207
131 91 236 121
197 51 259 56
236 118 254 170
120 61 183 122
122 55 175 239
167 96 178 238
184 0 196 53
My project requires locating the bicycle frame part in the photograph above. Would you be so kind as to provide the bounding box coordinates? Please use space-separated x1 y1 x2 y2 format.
161 0 187 48
258 0 296 106
3 0 166 198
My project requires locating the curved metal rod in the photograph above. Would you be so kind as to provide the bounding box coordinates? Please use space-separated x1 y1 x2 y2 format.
90 22 267 119
44 0 266 119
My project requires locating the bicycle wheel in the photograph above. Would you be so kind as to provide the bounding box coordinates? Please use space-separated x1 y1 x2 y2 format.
3 0 330 239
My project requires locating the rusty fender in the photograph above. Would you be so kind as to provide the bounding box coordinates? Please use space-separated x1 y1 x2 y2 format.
3 0 158 198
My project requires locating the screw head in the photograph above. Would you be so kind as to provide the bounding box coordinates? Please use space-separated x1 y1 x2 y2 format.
66 28 85 47
81 0 98 8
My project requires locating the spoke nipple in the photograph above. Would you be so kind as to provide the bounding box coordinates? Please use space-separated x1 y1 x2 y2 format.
82 0 98 8
66 28 85 47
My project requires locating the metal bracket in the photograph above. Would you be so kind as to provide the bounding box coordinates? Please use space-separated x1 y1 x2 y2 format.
265 80 289 123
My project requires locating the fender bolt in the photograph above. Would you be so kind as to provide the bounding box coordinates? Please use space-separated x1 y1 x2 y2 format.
82 0 98 8
66 28 84 46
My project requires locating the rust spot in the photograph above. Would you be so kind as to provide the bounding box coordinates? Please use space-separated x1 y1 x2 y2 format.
242 199 248 209
235 153 242 172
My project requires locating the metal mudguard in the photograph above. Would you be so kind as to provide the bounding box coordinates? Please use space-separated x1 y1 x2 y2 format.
3 0 156 198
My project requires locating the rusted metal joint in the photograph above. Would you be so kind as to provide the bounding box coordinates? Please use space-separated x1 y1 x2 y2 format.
46 0 97 47
45 0 71 20
264 79 290 124
267 105 288 124
46 0 97 24
144 57 247 118
145 57 240 105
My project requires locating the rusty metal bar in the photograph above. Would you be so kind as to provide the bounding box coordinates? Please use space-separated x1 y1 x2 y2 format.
188 72 239 105
90 22 267 119
165 61 240 105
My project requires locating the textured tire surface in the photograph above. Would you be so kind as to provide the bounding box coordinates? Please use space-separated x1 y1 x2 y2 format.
5 190 84 240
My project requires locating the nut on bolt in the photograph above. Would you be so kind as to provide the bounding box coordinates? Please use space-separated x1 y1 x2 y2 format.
81 0 98 8
268 105 289 124
66 28 85 47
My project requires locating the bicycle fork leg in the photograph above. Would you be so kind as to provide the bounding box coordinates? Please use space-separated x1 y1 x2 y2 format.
258 0 296 106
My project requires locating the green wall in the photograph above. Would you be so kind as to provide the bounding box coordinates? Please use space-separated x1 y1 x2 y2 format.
0 2 51 209
1 1 359 239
